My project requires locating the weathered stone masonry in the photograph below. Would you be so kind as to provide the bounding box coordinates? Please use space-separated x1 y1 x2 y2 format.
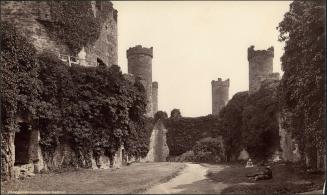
1 1 123 178
0 1 118 67
212 78 229 115
127 45 155 117
152 82 158 115
248 45 279 93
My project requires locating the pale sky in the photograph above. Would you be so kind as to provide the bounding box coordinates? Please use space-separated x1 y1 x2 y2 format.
113 1 291 117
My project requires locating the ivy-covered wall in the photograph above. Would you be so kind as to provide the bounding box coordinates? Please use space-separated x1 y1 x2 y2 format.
1 22 150 181
164 115 222 156
0 1 118 67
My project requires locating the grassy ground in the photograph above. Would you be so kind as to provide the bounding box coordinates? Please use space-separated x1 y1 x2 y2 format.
205 162 325 194
1 162 186 194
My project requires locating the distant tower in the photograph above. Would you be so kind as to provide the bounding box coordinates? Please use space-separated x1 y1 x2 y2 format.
248 45 274 93
152 82 158 115
127 45 153 117
212 78 230 115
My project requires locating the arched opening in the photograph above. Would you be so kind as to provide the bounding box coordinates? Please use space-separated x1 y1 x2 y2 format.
14 122 31 165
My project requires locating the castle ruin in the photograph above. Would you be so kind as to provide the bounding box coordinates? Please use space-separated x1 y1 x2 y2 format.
127 45 158 117
1 1 118 67
211 78 230 115
1 1 166 178
126 46 165 162
248 45 280 93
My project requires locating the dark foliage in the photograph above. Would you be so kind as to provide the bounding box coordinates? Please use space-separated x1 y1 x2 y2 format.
165 114 222 156
1 21 151 178
277 0 326 160
219 91 249 161
41 1 112 54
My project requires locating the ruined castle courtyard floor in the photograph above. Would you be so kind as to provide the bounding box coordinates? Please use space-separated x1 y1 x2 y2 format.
1 162 185 194
1 162 324 194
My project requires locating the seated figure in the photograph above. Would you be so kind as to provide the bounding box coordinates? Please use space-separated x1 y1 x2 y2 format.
245 158 254 168
247 166 273 181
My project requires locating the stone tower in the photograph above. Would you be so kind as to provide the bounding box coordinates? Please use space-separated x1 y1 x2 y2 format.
248 45 274 93
127 45 153 117
212 78 230 115
152 82 158 115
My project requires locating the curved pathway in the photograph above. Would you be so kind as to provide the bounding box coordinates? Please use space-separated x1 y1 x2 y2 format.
145 163 228 194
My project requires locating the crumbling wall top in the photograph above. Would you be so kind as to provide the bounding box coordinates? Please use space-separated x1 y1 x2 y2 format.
211 78 230 87
248 45 274 61
152 81 158 88
127 45 153 58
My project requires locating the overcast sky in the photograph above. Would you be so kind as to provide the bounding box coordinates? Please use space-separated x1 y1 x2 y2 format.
113 1 291 117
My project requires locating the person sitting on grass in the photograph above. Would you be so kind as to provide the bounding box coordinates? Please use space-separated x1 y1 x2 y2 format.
245 158 254 168
246 166 272 181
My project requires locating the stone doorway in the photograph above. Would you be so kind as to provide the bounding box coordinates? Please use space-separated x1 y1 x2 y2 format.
14 122 31 165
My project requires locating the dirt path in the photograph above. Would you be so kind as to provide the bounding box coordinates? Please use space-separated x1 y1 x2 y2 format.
145 163 228 194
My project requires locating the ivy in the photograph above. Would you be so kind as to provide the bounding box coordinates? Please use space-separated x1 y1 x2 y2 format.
1 22 42 180
35 54 150 166
219 81 280 161
41 1 112 54
1 21 151 177
277 1 325 164
0 21 42 132
165 114 222 156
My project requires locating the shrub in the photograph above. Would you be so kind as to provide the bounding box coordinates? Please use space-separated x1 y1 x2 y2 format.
165 114 222 156
192 137 224 163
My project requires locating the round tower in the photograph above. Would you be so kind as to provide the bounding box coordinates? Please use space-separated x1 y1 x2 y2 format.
152 82 158 115
211 78 230 115
248 45 274 93
127 45 153 117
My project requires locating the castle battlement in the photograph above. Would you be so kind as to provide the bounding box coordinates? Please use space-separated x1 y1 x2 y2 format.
127 45 154 117
127 45 153 58
248 45 274 61
248 45 274 93
152 81 158 88
211 78 230 115
211 78 230 87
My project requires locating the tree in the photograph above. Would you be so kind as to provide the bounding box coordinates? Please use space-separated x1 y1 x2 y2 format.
192 137 224 163
241 81 280 160
165 114 222 156
219 91 249 161
277 0 325 167
170 109 182 119
154 111 168 122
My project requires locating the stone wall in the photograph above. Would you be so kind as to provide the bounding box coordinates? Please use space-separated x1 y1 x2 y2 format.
152 82 158 115
142 120 169 162
278 111 301 162
84 1 118 67
91 145 125 169
211 78 230 115
127 45 154 117
13 128 45 178
0 1 118 67
11 125 125 178
0 1 70 56
248 45 274 93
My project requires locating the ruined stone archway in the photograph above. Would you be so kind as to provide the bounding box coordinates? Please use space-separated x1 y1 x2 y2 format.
14 122 31 165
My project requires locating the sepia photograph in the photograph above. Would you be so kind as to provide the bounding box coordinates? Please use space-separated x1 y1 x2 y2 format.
1 0 326 194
